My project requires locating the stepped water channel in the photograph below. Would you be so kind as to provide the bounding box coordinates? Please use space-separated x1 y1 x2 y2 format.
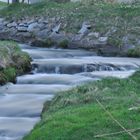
0 44 140 140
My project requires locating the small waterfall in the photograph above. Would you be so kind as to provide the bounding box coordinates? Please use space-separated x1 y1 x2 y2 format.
32 63 139 74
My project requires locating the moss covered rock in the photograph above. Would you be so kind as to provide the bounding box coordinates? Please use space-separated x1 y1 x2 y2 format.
0 41 31 85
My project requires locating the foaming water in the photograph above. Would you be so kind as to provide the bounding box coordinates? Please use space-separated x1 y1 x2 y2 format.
31 57 139 74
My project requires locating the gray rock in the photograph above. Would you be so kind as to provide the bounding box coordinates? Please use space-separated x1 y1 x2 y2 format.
98 37 108 43
27 19 36 25
14 32 33 43
38 23 46 30
137 40 140 45
7 22 17 28
17 32 32 38
52 23 61 34
19 23 28 27
3 21 9 26
88 32 100 38
36 29 50 39
122 36 129 44
49 32 68 43
0 25 3 30
17 26 28 32
38 18 48 24
72 34 83 41
0 23 4 30
27 22 40 32
0 18 5 29
0 18 4 23
78 22 91 35
42 20 49 24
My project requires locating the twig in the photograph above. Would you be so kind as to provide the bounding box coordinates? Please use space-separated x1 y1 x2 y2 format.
96 99 138 140
94 128 140 138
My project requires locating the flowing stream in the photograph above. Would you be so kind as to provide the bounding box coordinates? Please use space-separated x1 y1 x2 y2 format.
0 44 140 140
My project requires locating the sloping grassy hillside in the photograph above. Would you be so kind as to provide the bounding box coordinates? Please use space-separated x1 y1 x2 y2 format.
0 41 31 84
24 71 140 140
0 0 140 49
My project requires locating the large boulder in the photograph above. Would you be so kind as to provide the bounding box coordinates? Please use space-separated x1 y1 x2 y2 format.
27 22 41 32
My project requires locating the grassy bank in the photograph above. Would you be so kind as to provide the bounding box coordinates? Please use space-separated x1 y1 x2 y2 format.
0 41 31 84
23 71 140 140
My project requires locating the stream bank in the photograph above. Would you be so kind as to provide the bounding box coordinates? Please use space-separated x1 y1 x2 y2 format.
23 70 140 140
0 41 31 85
0 17 122 56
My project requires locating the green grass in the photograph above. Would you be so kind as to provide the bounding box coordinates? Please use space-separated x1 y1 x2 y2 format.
0 40 31 84
0 1 7 9
0 67 17 84
23 71 140 140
